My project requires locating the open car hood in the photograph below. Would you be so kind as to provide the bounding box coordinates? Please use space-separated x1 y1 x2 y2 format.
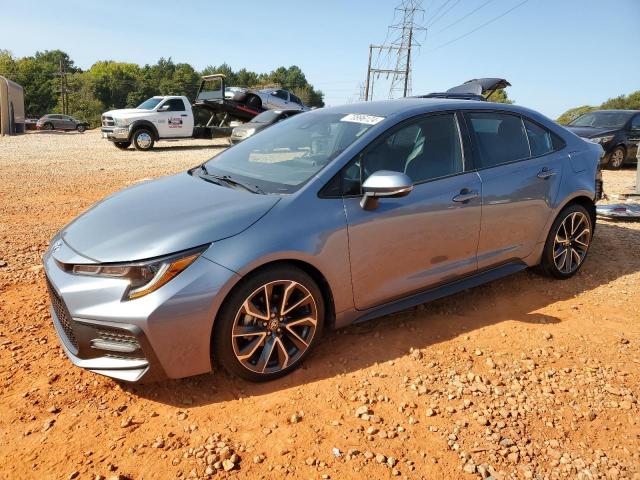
446 78 511 97
418 77 510 101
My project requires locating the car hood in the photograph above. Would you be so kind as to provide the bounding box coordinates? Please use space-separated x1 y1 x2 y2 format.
565 126 618 138
103 108 154 118
59 172 279 263
235 122 266 131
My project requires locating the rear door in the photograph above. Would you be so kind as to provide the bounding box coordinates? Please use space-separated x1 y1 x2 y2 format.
464 111 564 269
51 115 65 129
342 112 481 309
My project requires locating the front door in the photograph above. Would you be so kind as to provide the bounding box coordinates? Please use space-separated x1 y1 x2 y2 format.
343 112 481 310
156 98 193 138
464 111 564 269
267 90 290 110
628 115 640 160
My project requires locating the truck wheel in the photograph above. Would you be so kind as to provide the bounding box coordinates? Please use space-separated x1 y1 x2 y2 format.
114 141 131 150
76 124 86 133
245 95 262 110
132 128 155 151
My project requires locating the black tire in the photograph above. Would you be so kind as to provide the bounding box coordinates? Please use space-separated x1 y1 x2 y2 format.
43 123 54 131
132 128 155 151
607 146 626 169
76 124 86 133
213 265 325 382
245 94 262 110
114 141 131 150
538 203 593 279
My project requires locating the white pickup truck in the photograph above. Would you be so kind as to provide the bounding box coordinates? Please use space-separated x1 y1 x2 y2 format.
101 95 222 151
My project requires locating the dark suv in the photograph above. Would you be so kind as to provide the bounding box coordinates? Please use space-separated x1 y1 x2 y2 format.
566 110 640 169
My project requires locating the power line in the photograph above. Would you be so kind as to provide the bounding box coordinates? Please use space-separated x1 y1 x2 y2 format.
433 0 496 35
425 0 453 25
428 0 530 52
427 0 462 27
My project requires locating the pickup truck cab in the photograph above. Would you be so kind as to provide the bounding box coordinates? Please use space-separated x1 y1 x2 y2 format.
101 96 199 151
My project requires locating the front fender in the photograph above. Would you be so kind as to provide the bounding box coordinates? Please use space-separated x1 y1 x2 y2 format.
128 120 159 141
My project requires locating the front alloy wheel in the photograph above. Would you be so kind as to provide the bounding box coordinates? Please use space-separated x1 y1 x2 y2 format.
608 147 625 169
214 266 324 381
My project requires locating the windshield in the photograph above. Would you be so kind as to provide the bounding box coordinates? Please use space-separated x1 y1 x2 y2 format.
136 97 163 110
202 111 379 194
569 111 632 129
252 110 282 123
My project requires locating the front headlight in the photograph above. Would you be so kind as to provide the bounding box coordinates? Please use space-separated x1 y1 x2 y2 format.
61 246 207 300
588 135 614 144
114 118 131 127
244 128 256 136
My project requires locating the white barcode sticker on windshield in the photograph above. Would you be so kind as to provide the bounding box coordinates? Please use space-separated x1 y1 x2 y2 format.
340 113 385 125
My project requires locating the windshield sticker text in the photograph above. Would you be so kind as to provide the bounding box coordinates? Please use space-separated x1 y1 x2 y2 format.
340 114 385 125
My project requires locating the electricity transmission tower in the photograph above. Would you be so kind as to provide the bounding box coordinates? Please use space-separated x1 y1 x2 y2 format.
364 0 426 101
388 0 426 98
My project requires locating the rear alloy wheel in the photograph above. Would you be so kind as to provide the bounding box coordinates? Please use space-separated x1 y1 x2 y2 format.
539 204 592 279
132 128 155 151
608 146 625 169
214 266 324 381
76 124 86 133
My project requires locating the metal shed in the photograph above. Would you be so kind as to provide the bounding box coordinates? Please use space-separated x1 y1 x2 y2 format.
0 75 25 135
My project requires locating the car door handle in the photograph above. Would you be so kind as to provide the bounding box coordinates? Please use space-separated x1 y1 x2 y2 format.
452 189 479 203
537 168 556 179
181 114 188 117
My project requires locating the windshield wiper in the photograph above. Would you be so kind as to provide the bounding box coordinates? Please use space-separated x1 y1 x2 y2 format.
198 165 265 194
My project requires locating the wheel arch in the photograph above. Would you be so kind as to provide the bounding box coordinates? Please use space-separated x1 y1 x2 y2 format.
128 120 159 141
211 259 337 344
560 194 596 231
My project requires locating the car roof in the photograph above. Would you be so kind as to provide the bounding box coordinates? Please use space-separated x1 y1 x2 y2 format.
321 97 531 118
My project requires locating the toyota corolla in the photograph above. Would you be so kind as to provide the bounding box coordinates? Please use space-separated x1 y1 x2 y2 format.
43 99 603 382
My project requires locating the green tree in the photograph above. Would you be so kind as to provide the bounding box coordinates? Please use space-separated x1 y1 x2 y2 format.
556 105 597 125
486 88 512 104
56 72 104 126
557 90 640 124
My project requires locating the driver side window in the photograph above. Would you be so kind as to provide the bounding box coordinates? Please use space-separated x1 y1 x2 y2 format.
341 113 464 196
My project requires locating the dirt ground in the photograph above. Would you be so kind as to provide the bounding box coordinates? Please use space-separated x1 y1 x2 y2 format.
1 130 639 480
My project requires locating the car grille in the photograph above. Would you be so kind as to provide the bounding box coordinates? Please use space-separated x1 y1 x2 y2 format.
46 277 78 349
102 116 115 127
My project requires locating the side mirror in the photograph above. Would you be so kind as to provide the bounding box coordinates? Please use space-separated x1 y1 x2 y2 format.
360 170 413 210
158 105 170 112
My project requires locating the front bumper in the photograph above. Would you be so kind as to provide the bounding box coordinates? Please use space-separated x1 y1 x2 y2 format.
43 240 239 382
101 127 129 141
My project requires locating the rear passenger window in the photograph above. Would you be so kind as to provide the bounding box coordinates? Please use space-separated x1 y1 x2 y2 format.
467 112 530 168
524 119 553 156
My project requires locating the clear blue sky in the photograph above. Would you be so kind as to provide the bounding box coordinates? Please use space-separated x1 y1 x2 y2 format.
1 0 638 118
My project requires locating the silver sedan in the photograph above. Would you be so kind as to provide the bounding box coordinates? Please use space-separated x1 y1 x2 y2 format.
44 98 602 383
